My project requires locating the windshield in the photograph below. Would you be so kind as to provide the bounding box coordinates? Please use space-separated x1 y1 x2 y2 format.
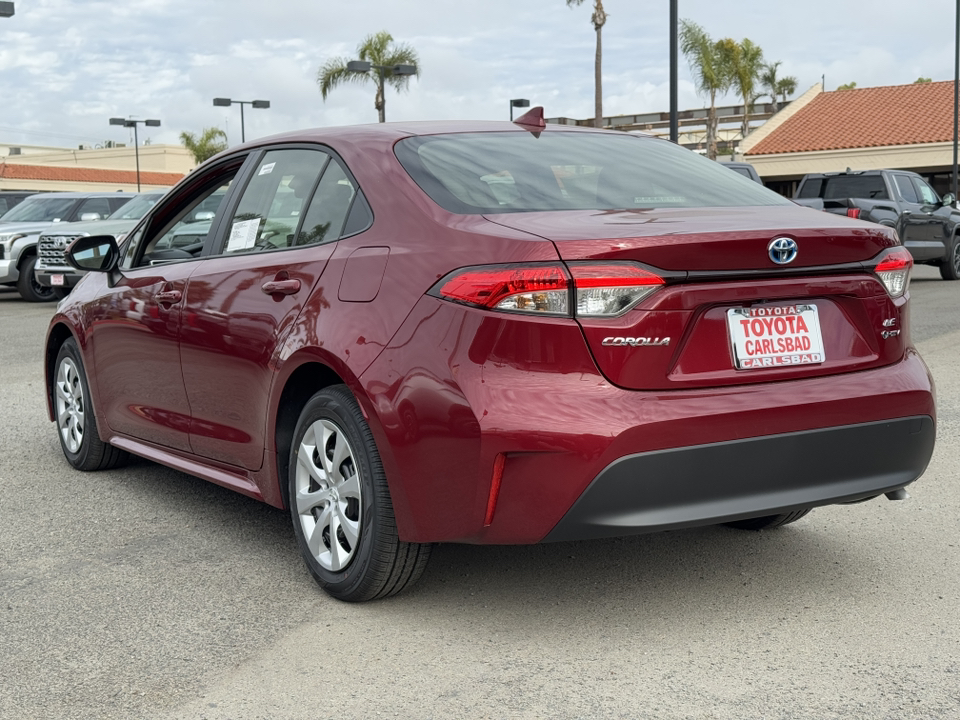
0 196 76 223
108 192 165 220
395 131 790 214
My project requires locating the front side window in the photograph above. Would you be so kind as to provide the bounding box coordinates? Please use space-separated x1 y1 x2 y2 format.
395 131 789 214
912 178 939 206
122 170 239 269
217 149 329 256
77 197 114 221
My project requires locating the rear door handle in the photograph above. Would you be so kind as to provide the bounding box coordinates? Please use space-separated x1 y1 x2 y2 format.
261 279 301 296
155 289 182 304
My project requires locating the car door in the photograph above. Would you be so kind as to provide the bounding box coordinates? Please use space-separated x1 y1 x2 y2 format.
86 157 248 452
179 146 358 470
890 173 926 248
912 176 950 259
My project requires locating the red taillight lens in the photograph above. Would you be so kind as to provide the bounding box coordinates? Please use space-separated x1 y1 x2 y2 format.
569 262 665 317
435 264 570 315
874 248 912 298
432 262 667 317
846 207 861 219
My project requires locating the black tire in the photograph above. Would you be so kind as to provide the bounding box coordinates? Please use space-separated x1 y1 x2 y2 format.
53 287 70 300
289 385 431 602
725 508 811 531
939 236 960 280
53 338 130 471
16 254 56 302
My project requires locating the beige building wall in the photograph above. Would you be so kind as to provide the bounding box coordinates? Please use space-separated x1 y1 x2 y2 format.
748 142 957 179
7 144 196 174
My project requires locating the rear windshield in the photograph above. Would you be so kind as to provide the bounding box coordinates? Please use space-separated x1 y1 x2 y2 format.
797 175 889 200
395 131 789 214
0 196 76 222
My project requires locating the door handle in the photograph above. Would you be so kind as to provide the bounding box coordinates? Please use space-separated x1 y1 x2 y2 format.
155 289 182 304
261 279 301 296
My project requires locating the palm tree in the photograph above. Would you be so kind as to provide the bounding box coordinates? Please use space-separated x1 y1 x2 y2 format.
775 76 798 104
179 127 228 164
761 61 798 109
567 0 608 128
317 31 420 123
679 19 733 160
729 38 764 140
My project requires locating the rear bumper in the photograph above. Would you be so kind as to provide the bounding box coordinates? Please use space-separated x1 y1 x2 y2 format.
545 415 935 542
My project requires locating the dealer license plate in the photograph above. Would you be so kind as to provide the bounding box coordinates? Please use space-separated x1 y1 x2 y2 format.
50 274 65 286
727 304 825 370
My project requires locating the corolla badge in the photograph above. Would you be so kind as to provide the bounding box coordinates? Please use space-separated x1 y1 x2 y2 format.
602 337 671 347
768 237 798 265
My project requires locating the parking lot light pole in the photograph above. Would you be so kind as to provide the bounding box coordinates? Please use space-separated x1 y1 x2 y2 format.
953 0 959 201
109 117 161 191
345 61 417 123
0 2 14 18
213 98 271 143
510 99 530 122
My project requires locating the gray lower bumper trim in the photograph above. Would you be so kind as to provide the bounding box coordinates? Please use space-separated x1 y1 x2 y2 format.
544 416 935 542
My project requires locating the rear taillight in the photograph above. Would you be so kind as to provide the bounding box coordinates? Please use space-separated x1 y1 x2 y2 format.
874 248 912 298
434 263 570 315
846 208 861 219
568 262 665 317
431 262 666 317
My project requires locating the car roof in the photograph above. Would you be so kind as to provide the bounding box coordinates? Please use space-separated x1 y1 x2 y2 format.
19 191 137 199
227 119 646 153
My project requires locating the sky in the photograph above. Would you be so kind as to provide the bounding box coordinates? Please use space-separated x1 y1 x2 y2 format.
0 0 957 150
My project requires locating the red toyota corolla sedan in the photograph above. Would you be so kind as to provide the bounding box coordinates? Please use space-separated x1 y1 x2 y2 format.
45 111 936 601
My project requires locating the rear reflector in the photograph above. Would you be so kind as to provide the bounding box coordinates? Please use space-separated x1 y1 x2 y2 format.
846 208 861 219
874 248 912 298
569 262 665 317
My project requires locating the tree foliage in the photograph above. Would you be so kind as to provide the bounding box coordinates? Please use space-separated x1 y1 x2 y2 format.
317 31 420 123
179 127 228 164
761 61 798 108
679 19 733 160
567 0 608 128
914 77 932 83
837 81 858 91
728 38 765 140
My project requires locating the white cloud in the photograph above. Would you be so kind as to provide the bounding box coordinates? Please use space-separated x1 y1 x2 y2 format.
0 0 957 148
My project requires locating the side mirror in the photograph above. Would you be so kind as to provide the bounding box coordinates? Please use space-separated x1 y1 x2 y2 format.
194 210 215 221
942 193 956 207
65 235 120 273
79 212 102 222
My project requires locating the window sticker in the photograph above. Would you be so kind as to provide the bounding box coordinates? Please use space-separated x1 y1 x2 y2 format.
258 162 276 176
226 218 261 252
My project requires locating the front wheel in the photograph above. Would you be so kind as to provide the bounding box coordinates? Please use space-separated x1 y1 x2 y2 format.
940 236 960 280
16 255 56 302
54 338 129 471
725 508 811 531
289 385 431 602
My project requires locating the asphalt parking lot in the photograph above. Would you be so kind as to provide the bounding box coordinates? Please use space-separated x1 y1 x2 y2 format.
1 265 958 720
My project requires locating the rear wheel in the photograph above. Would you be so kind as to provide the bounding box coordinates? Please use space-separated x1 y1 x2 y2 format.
939 235 960 280
725 508 811 531
289 385 431 602
54 338 129 470
16 255 56 302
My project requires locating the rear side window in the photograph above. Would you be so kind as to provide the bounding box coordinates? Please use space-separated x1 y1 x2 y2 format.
395 132 789 214
796 178 822 198
821 176 889 200
295 159 357 246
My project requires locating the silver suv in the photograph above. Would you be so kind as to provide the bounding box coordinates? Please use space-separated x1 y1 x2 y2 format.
35 191 165 297
0 192 134 301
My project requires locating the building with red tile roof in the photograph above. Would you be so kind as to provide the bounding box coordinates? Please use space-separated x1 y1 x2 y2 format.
742 81 959 196
0 162 184 191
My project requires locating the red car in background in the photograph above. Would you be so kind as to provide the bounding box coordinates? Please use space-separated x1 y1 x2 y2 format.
45 111 936 602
